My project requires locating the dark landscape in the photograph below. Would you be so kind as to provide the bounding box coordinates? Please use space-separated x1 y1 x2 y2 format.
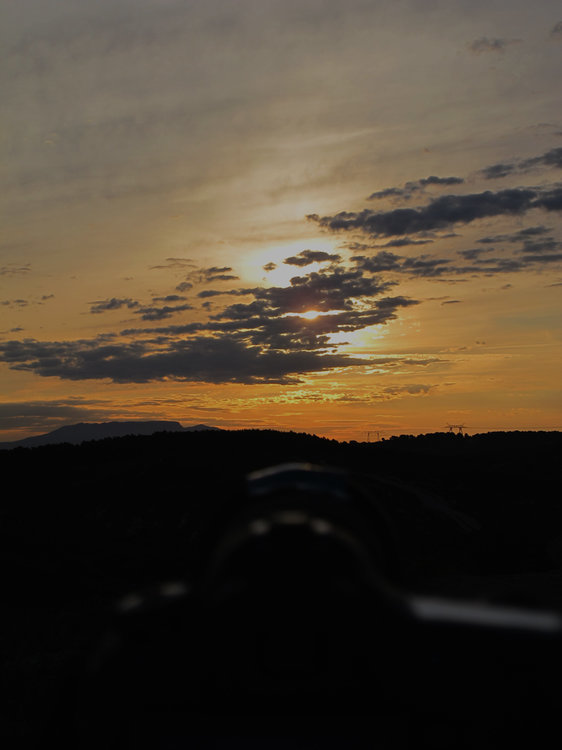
2 427 562 746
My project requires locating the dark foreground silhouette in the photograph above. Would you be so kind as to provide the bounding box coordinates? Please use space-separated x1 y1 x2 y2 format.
2 429 561 746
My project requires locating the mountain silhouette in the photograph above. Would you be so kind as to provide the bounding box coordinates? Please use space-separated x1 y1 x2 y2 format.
0 420 221 449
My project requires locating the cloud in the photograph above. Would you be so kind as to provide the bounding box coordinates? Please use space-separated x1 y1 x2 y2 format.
0 294 57 310
533 187 562 211
283 249 341 266
89 296 193 320
263 262 277 272
152 294 187 302
1 299 29 308
476 225 551 244
0 263 31 276
201 266 240 281
351 244 562 279
382 384 435 396
378 238 434 248
550 22 562 39
310 186 561 239
149 257 196 270
0 334 372 385
480 147 562 179
368 175 464 201
480 163 516 180
134 303 193 321
457 248 494 260
467 37 522 54
89 297 140 313
517 238 561 254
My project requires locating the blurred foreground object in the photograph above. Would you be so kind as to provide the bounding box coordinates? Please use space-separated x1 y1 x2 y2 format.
70 464 562 748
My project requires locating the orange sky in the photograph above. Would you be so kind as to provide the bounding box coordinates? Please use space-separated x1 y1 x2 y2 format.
1 1 561 441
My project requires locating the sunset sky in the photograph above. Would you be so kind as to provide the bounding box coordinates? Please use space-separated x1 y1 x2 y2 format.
1 0 561 442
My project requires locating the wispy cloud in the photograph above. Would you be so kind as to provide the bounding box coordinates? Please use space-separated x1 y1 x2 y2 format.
467 37 522 54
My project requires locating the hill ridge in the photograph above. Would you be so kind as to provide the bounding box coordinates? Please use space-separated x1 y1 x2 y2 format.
0 419 221 449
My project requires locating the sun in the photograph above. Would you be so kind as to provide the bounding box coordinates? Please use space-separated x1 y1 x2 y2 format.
299 310 321 320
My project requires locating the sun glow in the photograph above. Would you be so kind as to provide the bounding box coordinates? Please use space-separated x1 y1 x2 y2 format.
243 239 340 286
283 309 344 320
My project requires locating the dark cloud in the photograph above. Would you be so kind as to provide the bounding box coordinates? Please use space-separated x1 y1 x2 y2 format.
134 303 193 321
352 252 454 278
346 239 432 253
458 248 495 260
350 252 403 272
202 266 240 282
149 257 196 270
263 262 277 272
518 252 562 265
379 238 434 248
481 148 562 180
477 225 550 244
309 186 561 238
0 334 372 385
1 295 56 309
441 300 461 305
90 296 193 320
90 297 140 314
368 175 464 201
352 245 562 279
534 187 562 211
419 176 464 187
382 384 434 395
283 249 341 266
205 266 233 274
517 238 561 254
0 263 31 276
467 37 522 54
178 266 240 287
197 288 251 299
152 294 187 302
1 299 29 308
175 281 193 292
367 187 403 200
401 256 452 276
480 163 516 180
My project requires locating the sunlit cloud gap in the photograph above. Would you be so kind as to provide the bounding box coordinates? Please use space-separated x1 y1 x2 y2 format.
282 310 345 320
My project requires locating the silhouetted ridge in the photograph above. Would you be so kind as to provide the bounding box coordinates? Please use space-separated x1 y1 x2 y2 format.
0 420 221 449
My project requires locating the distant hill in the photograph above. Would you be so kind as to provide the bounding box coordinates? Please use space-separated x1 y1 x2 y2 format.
0 420 222 449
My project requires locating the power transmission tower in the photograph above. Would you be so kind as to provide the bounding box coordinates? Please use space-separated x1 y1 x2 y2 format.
367 431 380 442
446 424 466 434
